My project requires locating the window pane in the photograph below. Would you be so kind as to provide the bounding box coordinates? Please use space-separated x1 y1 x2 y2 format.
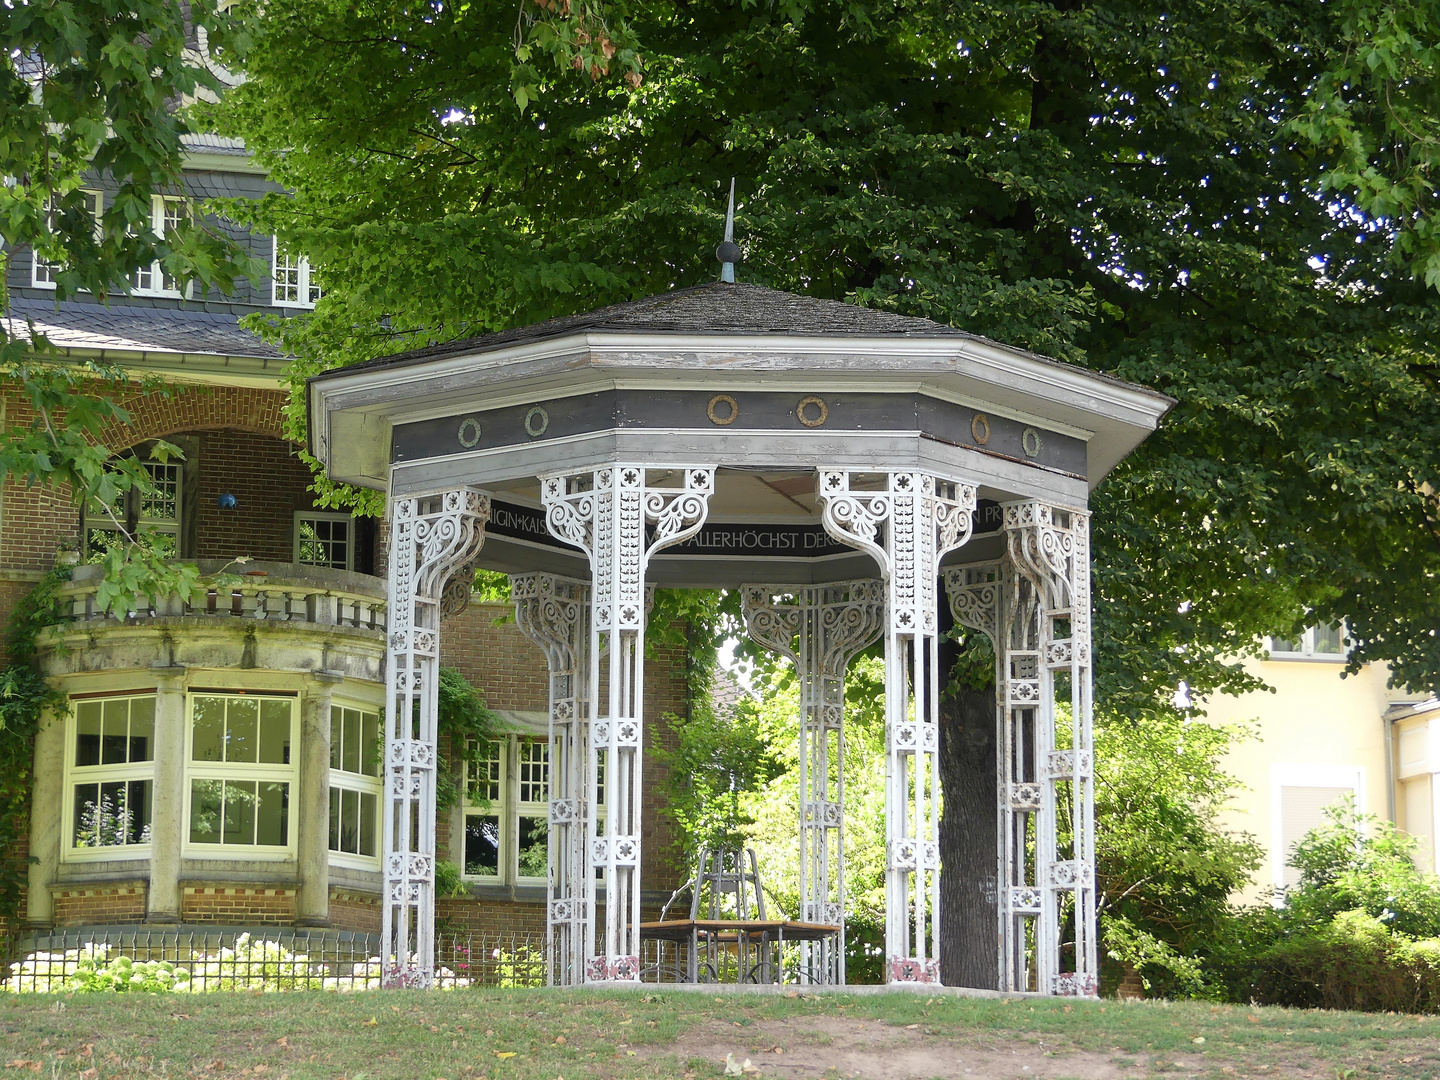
223 779 257 844
125 780 153 845
517 815 548 879
192 697 225 762
339 788 358 854
140 461 180 523
1313 623 1344 655
101 699 129 765
129 697 154 762
330 706 342 769
190 779 223 844
464 814 501 876
226 698 259 763
359 792 377 857
256 782 288 846
72 783 99 846
467 740 503 805
341 707 360 774
297 516 350 569
519 741 548 804
259 699 290 764
329 787 341 851
360 711 379 777
75 701 102 767
1271 637 1301 654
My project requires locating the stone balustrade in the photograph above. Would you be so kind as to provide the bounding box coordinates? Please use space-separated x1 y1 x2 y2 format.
55 560 386 632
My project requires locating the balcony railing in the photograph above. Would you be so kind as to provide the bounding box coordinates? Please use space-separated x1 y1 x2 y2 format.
53 560 387 633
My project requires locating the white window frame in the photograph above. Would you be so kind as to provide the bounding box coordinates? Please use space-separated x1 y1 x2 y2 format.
462 735 549 886
328 702 382 870
129 195 189 297
184 692 298 860
293 511 353 571
1269 762 1365 896
60 693 157 864
85 457 183 558
32 189 102 288
1266 623 1347 662
272 238 321 307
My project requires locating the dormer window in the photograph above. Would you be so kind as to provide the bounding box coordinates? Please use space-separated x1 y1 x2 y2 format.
272 240 321 307
129 196 189 296
32 190 102 287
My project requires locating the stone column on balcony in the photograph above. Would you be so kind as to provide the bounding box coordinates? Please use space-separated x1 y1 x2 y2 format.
147 664 188 923
298 670 344 926
25 704 66 928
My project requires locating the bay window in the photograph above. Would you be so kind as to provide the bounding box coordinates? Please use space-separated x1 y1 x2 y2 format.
187 694 296 851
66 694 155 855
329 704 381 863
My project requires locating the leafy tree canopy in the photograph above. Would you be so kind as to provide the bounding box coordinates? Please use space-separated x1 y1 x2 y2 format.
1 0 259 615
216 0 1440 704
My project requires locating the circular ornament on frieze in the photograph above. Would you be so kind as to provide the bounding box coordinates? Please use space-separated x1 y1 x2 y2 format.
796 396 829 427
706 394 739 425
457 416 482 448
1022 426 1043 458
971 413 991 445
524 406 550 437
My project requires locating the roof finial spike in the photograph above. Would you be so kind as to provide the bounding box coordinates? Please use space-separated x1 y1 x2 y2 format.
716 177 741 283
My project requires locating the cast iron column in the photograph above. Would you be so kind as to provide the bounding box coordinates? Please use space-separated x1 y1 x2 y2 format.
542 465 714 982
818 470 975 983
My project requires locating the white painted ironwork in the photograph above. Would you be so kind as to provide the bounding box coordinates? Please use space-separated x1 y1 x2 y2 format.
383 487 490 988
510 572 591 986
817 470 976 983
944 511 1096 998
740 580 885 984
541 465 715 981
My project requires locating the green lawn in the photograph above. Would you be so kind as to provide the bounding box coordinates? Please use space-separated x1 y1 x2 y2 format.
2 988 1437 1079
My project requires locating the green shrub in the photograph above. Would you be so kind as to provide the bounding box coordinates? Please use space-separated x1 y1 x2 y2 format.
1284 800 1440 939
1142 801 1440 1012
1228 910 1440 1013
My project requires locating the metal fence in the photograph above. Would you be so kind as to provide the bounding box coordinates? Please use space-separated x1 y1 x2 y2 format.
2 928 546 993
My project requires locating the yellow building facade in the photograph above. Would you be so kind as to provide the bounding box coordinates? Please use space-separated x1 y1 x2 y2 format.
1202 628 1437 903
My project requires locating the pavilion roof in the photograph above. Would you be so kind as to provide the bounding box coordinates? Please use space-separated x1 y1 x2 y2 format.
330 282 1031 374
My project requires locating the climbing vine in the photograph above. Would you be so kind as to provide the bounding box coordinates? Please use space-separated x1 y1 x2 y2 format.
435 665 503 812
0 568 71 948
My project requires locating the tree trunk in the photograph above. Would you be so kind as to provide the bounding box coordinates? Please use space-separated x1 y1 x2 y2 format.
937 611 1000 989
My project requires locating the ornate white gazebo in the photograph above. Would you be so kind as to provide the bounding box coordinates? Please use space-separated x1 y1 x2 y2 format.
307 282 1171 994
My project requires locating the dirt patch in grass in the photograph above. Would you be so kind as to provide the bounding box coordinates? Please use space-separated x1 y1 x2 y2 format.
2 990 1439 1079
649 1011 1130 1078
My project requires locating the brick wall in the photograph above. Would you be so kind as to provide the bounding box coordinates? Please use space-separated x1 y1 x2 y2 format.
194 430 320 562
94 385 288 447
440 602 549 710
328 889 381 934
437 897 545 936
182 886 297 925
53 883 147 926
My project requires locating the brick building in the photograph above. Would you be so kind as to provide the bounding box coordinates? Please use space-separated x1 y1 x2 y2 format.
1 136 688 943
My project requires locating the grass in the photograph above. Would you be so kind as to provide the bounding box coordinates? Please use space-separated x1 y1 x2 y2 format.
2 988 1437 1079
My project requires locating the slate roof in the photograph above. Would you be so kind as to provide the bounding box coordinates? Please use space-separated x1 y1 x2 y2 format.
323 282 1004 377
3 297 282 359
181 133 249 157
